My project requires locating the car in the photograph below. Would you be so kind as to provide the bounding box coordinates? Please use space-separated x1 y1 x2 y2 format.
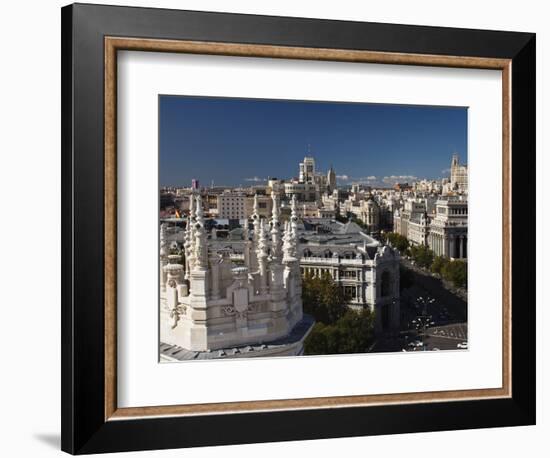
457 342 468 349
432 348 440 351
413 340 423 347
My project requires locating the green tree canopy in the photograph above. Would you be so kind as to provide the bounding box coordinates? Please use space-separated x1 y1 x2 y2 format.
304 309 375 355
409 244 434 269
302 271 347 325
441 259 468 288
431 255 449 275
386 232 409 252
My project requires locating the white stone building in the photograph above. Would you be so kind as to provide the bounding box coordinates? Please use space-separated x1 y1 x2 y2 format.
393 199 427 241
450 153 468 193
217 190 248 220
340 193 381 235
407 212 429 246
283 181 318 202
298 219 401 333
160 193 313 360
427 197 468 259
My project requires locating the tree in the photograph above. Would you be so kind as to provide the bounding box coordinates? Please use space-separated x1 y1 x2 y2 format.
441 260 467 288
333 309 376 354
303 323 330 355
386 232 409 252
302 271 347 325
409 244 434 269
430 255 449 275
304 309 375 355
335 213 349 224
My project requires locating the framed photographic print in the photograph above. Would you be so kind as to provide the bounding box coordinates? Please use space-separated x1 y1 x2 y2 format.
61 3 536 454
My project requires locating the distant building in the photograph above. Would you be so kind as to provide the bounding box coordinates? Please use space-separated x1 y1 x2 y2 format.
244 194 272 219
327 165 336 193
407 212 429 246
191 178 200 190
394 182 412 192
393 199 427 241
340 192 381 235
217 190 248 220
283 181 318 202
450 154 468 193
427 197 468 259
299 156 316 183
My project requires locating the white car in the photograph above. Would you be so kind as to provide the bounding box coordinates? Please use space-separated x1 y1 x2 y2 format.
457 342 468 349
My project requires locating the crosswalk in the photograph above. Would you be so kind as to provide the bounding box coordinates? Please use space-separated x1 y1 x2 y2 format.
428 323 468 341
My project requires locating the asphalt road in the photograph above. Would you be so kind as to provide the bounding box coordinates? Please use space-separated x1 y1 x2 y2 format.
369 261 468 354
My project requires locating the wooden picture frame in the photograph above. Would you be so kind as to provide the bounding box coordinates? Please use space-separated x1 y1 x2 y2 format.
62 3 535 454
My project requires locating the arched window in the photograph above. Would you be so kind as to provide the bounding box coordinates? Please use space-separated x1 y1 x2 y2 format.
381 270 392 297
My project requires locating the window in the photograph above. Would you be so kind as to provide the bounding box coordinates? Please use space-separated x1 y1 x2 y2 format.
344 286 356 299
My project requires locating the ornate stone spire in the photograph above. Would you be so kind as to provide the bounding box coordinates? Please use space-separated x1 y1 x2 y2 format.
243 218 251 268
184 194 196 277
282 221 293 262
160 223 168 256
160 223 169 291
253 193 259 219
290 194 299 241
189 191 195 215
193 194 207 270
270 191 282 261
250 193 261 271
256 219 269 295
243 218 249 242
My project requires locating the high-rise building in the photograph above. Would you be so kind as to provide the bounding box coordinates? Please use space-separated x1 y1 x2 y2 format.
299 156 316 183
450 154 468 192
327 165 336 193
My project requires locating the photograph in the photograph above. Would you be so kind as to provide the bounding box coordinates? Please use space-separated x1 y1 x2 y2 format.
55 2 536 454
158 96 469 361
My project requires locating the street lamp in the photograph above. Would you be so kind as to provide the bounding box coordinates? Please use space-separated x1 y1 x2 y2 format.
411 295 436 350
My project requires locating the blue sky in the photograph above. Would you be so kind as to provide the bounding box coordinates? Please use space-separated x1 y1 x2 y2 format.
159 95 467 188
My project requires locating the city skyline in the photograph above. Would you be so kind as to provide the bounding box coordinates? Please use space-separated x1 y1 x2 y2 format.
159 95 468 188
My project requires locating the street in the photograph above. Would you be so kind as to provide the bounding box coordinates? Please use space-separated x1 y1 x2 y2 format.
369 261 468 353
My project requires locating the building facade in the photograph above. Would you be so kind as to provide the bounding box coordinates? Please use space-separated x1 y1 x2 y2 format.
298 220 401 333
217 190 248 220
427 197 468 259
160 193 313 360
450 154 468 193
393 199 427 241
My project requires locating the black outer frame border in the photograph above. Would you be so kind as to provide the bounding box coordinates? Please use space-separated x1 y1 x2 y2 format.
61 3 536 455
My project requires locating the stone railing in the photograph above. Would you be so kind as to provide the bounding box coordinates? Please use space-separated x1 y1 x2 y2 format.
299 256 367 266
